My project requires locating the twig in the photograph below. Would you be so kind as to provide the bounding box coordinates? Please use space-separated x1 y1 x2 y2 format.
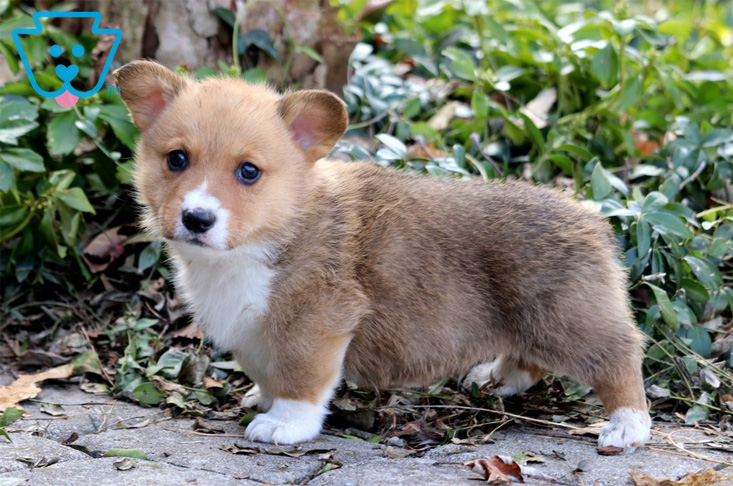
646 446 731 466
165 428 246 438
414 136 435 160
380 404 580 430
679 160 707 190
470 133 504 176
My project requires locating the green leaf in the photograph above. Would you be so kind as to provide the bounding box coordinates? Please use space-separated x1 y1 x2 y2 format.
138 241 161 272
591 43 618 87
636 219 651 257
132 382 164 405
295 45 323 64
519 113 545 153
0 148 44 172
0 41 18 75
645 211 693 239
443 47 475 81
558 144 592 161
239 29 280 61
590 162 612 200
0 407 23 427
646 283 679 331
0 206 27 227
71 350 103 376
74 118 97 138
99 111 138 150
212 7 235 27
702 129 733 147
471 90 490 120
618 75 641 111
683 256 722 290
548 154 573 174
681 278 710 302
376 134 407 158
57 188 95 214
241 68 267 84
658 19 692 39
0 160 15 192
102 448 149 460
685 326 712 358
641 192 668 214
47 111 80 156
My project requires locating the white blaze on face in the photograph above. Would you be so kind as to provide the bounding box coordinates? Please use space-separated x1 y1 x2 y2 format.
176 180 230 250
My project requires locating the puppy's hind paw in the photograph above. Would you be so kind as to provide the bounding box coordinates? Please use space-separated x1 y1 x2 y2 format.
240 384 273 411
598 407 651 452
244 398 325 445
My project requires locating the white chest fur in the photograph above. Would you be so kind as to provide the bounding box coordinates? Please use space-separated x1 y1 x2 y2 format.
168 242 277 383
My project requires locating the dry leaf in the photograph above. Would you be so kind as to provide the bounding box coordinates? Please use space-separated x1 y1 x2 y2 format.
81 225 135 273
171 321 202 339
568 421 608 437
520 88 557 129
0 364 74 410
596 446 624 456
465 455 556 484
202 377 223 389
381 445 415 459
630 468 733 486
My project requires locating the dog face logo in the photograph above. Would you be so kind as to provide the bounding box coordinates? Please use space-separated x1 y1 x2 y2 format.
12 12 121 108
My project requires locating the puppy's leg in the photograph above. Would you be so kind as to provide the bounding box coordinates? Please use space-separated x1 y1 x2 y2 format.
594 366 650 450
463 356 543 396
245 332 351 444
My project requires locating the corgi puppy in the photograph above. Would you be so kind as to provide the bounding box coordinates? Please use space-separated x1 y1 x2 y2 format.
115 60 651 451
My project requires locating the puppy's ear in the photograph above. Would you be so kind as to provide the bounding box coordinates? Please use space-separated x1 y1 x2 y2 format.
114 60 188 132
277 90 349 162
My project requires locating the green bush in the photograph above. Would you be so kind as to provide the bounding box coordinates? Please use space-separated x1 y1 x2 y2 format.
0 3 139 300
338 0 733 378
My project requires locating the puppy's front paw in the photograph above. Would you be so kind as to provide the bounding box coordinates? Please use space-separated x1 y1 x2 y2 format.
598 407 651 452
244 398 326 444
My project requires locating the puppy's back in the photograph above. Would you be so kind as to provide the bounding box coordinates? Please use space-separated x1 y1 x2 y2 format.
315 161 635 387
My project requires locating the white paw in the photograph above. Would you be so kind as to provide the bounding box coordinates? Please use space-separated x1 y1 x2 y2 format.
244 398 326 444
598 407 651 451
240 384 273 411
463 359 537 396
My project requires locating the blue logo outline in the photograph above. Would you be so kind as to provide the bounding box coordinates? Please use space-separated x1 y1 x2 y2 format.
12 11 122 99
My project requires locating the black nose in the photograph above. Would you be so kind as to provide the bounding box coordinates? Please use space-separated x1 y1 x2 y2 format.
182 208 216 234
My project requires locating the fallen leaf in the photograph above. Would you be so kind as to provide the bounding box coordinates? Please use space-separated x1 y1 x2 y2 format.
568 422 608 437
0 364 74 410
465 456 523 484
193 418 224 434
258 446 335 458
39 403 66 417
520 87 557 129
202 377 223 389
102 448 148 460
630 468 733 486
81 225 135 273
381 445 415 459
113 458 135 471
221 444 258 455
62 432 78 445
464 455 556 484
596 446 624 456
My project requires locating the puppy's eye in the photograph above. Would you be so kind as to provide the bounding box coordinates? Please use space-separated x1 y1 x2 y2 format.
167 150 188 172
237 162 261 185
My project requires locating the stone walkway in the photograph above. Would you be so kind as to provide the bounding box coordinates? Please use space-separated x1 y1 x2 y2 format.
0 386 731 485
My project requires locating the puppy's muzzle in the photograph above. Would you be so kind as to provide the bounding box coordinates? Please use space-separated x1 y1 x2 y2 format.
182 208 217 234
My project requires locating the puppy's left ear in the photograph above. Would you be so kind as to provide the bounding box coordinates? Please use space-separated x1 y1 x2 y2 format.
277 90 349 162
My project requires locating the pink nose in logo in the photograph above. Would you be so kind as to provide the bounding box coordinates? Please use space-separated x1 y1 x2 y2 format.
56 90 79 108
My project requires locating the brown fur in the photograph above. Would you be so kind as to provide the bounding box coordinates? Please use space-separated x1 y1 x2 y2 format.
116 61 648 432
